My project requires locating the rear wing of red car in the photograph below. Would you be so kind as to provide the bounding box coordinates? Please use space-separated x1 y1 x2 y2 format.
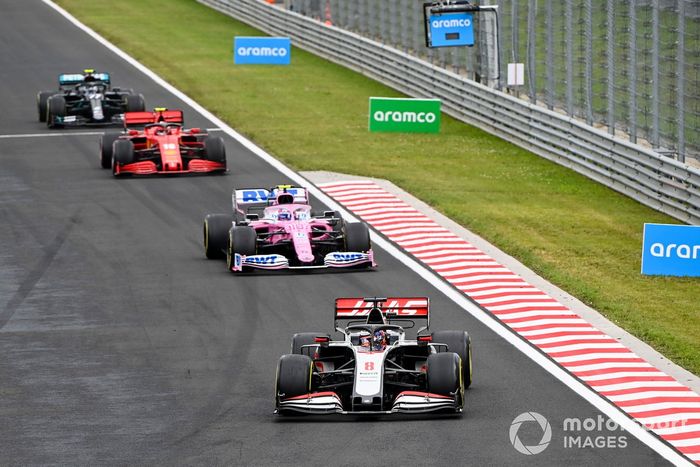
334 297 430 331
124 109 184 127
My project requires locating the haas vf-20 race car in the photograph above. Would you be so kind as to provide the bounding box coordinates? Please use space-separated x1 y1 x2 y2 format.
37 69 145 128
100 108 227 176
275 297 472 415
203 185 375 272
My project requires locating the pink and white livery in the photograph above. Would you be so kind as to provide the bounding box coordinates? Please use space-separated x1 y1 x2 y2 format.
203 185 375 272
275 297 473 415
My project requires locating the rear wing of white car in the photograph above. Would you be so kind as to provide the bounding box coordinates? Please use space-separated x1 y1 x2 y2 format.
232 185 309 216
334 297 430 332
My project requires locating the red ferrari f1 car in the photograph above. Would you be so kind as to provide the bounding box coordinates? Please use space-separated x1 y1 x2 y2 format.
99 108 227 177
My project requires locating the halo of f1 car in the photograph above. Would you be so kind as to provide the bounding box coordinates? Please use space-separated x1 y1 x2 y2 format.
37 69 146 128
203 185 375 272
99 108 227 176
274 297 472 415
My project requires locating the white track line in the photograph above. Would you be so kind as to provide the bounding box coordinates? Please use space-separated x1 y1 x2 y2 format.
41 1 692 465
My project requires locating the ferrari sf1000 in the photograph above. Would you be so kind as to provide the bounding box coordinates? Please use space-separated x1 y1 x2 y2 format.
100 108 227 176
275 297 472 415
37 69 145 128
203 185 375 272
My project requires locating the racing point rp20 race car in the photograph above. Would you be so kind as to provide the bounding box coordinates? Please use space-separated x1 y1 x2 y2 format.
275 297 472 415
99 108 227 176
37 69 145 128
203 185 375 272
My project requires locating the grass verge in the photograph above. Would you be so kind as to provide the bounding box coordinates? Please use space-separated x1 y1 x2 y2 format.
56 0 700 375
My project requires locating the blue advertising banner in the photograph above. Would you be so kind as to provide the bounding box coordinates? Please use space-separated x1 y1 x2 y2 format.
641 223 700 277
428 13 474 47
233 37 291 65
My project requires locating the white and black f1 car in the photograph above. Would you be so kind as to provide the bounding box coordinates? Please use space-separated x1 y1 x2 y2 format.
275 297 472 415
37 69 145 128
203 185 375 272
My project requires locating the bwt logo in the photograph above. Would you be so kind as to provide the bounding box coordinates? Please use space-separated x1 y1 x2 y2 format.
246 256 279 264
431 18 471 28
236 46 288 57
331 253 364 261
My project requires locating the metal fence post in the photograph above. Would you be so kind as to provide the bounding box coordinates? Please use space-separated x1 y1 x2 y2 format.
607 0 615 135
651 0 660 148
585 0 593 125
629 0 637 144
565 0 573 116
527 0 536 102
678 0 686 163
546 0 554 110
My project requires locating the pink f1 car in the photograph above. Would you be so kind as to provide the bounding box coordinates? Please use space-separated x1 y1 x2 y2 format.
203 185 376 272
275 297 472 415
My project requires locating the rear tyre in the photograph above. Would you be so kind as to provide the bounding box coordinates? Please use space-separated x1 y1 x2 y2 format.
427 352 462 397
37 91 53 122
431 330 472 388
46 95 66 128
344 222 371 252
125 93 145 112
112 140 134 177
226 226 257 272
203 136 226 164
276 354 312 400
291 332 329 356
100 132 121 169
203 213 234 259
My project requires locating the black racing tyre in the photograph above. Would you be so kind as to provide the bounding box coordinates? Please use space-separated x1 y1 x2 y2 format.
46 95 66 128
125 93 145 112
432 330 472 389
100 132 121 169
427 352 462 397
203 135 226 163
112 140 134 176
226 226 257 271
203 213 234 260
276 354 312 399
344 222 371 252
37 91 53 122
291 332 329 356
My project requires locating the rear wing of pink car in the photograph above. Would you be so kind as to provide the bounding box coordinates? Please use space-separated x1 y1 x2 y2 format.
232 186 310 216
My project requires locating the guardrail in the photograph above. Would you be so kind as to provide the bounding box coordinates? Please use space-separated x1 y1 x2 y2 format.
199 0 700 225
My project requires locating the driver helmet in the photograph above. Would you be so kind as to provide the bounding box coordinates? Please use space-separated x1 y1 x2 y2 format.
278 209 291 221
372 330 388 351
359 331 371 349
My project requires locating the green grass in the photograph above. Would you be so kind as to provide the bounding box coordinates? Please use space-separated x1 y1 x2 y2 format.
56 0 700 375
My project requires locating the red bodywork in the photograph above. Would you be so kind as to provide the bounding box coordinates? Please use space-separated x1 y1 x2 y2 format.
113 109 226 176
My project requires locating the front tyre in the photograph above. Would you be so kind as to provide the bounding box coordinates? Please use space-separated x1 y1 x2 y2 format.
276 354 313 402
37 91 53 122
112 139 134 177
431 330 472 389
203 213 234 259
203 135 226 164
344 222 371 252
427 352 463 407
46 95 66 128
226 226 257 272
100 132 121 169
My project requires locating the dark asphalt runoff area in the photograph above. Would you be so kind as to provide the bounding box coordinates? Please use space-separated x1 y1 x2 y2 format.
0 1 672 465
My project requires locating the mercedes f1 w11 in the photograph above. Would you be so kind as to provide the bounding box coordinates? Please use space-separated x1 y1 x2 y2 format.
37 69 145 128
100 108 227 176
203 185 375 272
275 297 472 415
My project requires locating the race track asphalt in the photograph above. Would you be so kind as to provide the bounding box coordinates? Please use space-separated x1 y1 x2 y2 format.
0 1 672 465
